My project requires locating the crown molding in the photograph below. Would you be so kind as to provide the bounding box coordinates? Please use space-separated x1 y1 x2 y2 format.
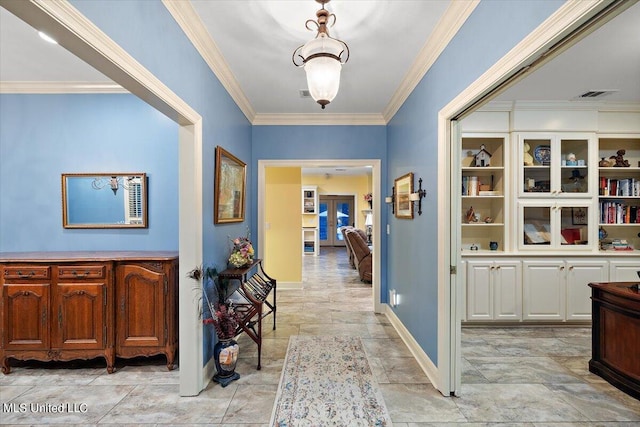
162 0 255 123
479 100 640 112
252 113 386 126
2 0 201 125
382 0 480 123
0 81 126 93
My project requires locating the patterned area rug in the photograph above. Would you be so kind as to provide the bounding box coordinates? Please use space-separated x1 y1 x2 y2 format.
270 335 392 426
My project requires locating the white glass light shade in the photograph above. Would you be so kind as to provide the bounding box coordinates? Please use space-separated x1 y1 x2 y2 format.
301 34 344 106
409 192 421 201
364 213 373 226
304 58 341 105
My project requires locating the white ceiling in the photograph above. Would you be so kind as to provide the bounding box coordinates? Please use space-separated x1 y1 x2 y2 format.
0 1 639 117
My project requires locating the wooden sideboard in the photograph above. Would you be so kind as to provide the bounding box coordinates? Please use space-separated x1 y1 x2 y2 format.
0 251 178 374
589 281 640 399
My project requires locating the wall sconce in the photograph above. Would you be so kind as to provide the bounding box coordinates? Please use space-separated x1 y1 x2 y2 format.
385 186 395 214
91 176 134 195
409 178 426 215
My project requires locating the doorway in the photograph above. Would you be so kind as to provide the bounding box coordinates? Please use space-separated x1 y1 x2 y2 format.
319 196 354 247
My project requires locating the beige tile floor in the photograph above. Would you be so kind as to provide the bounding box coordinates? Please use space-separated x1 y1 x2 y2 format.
1 247 638 425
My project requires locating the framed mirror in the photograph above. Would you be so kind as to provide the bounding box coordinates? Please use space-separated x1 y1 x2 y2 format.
62 173 148 228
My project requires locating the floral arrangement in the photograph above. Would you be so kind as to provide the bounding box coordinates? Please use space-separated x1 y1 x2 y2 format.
188 266 239 340
364 192 372 202
228 232 254 268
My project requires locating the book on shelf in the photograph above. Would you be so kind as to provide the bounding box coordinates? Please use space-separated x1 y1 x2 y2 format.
599 177 639 197
599 201 639 224
478 190 501 196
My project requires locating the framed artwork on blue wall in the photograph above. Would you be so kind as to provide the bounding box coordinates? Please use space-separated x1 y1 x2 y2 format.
394 172 414 219
214 146 246 224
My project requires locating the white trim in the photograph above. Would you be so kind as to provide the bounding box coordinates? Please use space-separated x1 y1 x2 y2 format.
382 0 480 123
3 0 206 396
276 282 304 290
258 159 383 314
479 100 640 113
252 113 386 126
438 0 620 396
162 0 255 123
0 81 126 93
384 305 440 389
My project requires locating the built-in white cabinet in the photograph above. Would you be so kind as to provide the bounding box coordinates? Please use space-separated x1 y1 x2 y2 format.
302 227 318 256
461 135 508 252
522 259 607 321
459 107 639 324
302 186 318 214
466 260 521 321
609 260 640 281
565 260 608 320
522 260 566 320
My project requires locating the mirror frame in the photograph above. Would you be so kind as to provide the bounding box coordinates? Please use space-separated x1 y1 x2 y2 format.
61 173 148 229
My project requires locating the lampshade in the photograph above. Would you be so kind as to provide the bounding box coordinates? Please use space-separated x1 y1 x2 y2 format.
292 0 349 109
409 192 421 201
364 213 373 226
301 36 343 107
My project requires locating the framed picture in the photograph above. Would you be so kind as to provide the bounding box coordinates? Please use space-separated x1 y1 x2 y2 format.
571 207 588 225
394 172 414 219
214 146 246 224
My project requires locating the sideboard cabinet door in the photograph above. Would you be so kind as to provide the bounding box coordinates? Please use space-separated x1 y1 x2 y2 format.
2 283 50 350
52 282 107 350
115 260 177 369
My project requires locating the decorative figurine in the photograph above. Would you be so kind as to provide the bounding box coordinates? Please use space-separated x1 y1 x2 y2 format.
466 206 477 223
610 149 630 167
599 157 613 167
474 144 492 167
523 143 533 166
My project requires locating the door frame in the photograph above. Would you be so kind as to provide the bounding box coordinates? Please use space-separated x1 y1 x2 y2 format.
4 0 205 396
438 0 627 396
258 159 383 313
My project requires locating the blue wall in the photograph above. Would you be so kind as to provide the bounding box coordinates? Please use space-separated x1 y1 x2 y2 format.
0 94 178 251
68 1 253 280
386 0 564 364
251 124 388 299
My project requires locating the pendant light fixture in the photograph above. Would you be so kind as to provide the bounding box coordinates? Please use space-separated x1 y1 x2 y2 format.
292 0 349 109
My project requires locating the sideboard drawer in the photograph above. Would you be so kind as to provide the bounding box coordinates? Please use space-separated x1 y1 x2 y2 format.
2 266 51 280
58 265 106 280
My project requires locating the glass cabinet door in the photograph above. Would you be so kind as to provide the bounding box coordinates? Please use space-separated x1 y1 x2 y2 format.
520 202 591 249
559 137 589 195
521 136 552 195
520 134 594 197
522 205 551 246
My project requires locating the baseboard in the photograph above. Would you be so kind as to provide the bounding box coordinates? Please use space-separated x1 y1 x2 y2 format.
277 282 303 290
384 305 441 392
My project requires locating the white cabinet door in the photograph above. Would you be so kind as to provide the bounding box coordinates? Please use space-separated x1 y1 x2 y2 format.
466 261 493 320
566 260 608 320
494 261 522 320
523 260 565 320
609 260 640 282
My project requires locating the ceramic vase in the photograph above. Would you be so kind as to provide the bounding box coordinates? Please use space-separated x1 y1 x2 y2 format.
213 338 240 387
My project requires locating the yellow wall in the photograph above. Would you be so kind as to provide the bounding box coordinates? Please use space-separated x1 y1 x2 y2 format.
265 167 302 283
302 173 372 229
